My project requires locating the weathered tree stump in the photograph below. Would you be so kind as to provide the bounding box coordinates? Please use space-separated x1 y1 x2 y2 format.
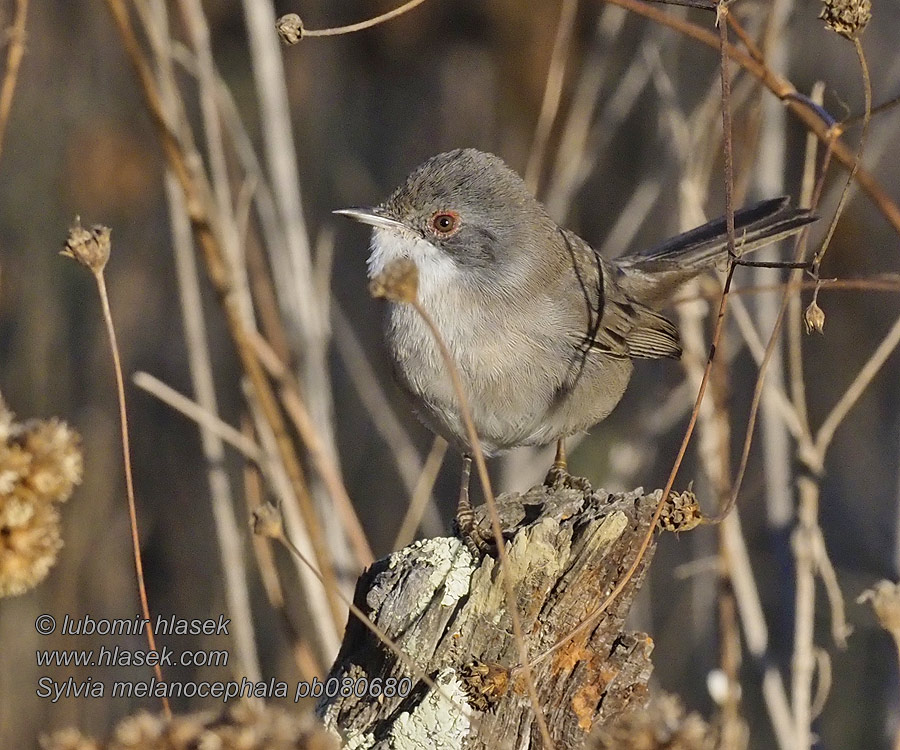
318 483 701 749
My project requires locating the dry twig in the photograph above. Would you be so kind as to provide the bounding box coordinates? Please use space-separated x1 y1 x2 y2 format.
61 220 171 718
0 0 27 163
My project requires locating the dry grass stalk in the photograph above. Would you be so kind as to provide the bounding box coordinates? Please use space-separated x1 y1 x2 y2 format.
524 0 579 192
276 0 429 44
248 332 374 569
61 219 171 717
392 435 447 549
0 0 28 163
148 12 263 673
241 417 323 680
103 0 345 633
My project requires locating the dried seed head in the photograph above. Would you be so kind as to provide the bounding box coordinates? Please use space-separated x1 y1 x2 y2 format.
251 503 283 539
18 419 83 503
38 727 101 750
276 13 304 44
804 300 826 334
0 400 83 597
0 497 63 597
61 218 111 274
658 485 703 533
819 0 871 39
0 442 31 497
459 660 510 711
859 580 900 633
369 258 419 303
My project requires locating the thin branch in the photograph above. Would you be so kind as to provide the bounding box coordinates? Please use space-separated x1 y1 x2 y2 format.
810 39 872 292
242 435 324 679
0 0 27 164
532 0 742 665
603 0 900 235
96 273 170 716
277 0 429 41
149 0 262 686
525 0 579 192
710 132 836 524
250 332 374 569
812 312 900 466
133 371 262 462
788 82 826 441
408 297 555 749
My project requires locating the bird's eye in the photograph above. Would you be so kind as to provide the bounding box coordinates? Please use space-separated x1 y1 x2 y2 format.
431 211 459 235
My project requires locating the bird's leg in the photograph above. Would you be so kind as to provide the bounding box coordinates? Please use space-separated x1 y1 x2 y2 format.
454 454 492 556
544 438 592 494
543 439 568 486
554 439 567 472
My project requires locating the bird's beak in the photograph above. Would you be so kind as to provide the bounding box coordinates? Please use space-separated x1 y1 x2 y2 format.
333 207 407 232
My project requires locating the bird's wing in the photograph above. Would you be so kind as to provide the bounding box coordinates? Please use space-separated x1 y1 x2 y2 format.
554 229 682 362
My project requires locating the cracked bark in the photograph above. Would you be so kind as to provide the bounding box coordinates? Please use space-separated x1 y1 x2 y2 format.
318 483 704 749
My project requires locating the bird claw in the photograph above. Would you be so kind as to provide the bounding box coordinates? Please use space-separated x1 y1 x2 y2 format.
453 513 494 557
543 463 593 495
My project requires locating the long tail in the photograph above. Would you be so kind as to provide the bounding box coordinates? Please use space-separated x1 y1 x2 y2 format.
615 196 815 272
611 196 816 304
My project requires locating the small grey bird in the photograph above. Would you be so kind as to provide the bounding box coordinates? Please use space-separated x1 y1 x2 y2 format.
336 148 813 547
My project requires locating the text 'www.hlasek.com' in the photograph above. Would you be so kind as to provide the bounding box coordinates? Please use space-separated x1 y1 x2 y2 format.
34 613 411 704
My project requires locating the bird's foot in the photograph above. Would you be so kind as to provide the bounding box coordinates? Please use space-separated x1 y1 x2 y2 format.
543 462 593 495
453 511 495 557
455 454 495 557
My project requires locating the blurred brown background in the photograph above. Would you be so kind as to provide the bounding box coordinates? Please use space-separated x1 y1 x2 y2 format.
1 0 899 747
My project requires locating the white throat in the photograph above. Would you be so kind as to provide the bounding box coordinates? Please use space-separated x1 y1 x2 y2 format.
367 227 460 301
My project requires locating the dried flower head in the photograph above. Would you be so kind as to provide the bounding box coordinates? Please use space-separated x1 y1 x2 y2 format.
39 728 101 750
369 258 419 304
0 497 63 597
859 580 900 633
251 503 284 539
819 0 871 39
276 13 304 44
0 442 31 497
0 398 83 597
18 419 83 503
61 218 111 274
804 299 826 334
658 485 703 533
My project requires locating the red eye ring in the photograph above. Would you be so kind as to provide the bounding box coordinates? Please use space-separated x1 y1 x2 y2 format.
430 211 459 235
